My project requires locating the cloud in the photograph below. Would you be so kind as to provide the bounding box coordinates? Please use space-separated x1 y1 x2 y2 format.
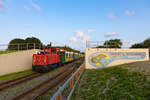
6 0 11 4
69 37 77 43
81 34 90 44
105 32 117 37
30 0 40 11
74 30 84 38
107 13 116 19
0 0 5 8
24 5 30 11
125 10 135 16
70 29 93 44
88 29 94 34
0 0 6 12
122 40 137 48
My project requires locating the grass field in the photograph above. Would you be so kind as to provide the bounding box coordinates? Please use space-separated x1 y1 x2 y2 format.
71 61 150 100
0 50 17 55
0 70 33 81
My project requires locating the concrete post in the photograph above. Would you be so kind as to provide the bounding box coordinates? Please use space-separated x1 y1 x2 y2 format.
18 44 19 51
34 43 36 49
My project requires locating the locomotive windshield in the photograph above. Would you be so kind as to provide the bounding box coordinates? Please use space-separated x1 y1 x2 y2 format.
40 51 44 54
51 50 56 54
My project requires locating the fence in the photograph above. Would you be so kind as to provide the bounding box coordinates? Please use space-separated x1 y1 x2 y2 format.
86 41 136 49
0 43 44 51
50 64 85 100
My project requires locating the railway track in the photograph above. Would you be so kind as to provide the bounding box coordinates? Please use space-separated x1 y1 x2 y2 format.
0 61 79 92
12 63 81 100
0 72 42 91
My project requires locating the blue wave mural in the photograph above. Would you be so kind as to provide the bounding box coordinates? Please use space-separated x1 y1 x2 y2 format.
88 52 146 69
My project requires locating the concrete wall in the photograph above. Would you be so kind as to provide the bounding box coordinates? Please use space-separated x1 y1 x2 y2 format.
86 48 149 69
0 49 40 76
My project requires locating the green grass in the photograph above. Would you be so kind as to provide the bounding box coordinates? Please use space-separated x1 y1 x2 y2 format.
0 70 34 81
0 50 17 55
71 62 150 100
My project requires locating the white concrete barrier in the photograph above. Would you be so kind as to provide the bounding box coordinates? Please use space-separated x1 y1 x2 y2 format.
86 48 149 69
0 49 40 76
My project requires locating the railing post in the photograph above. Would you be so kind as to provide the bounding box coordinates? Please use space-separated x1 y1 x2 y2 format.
70 78 73 91
27 43 28 50
18 44 19 51
34 43 36 49
56 93 62 100
39 44 41 50
75 73 78 81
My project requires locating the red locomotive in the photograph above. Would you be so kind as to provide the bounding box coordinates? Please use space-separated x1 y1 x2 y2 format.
32 48 80 72
32 48 61 72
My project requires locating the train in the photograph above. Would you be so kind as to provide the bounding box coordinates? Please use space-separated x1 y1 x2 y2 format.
32 48 81 72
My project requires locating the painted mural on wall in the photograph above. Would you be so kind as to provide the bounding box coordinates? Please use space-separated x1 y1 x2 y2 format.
88 52 146 68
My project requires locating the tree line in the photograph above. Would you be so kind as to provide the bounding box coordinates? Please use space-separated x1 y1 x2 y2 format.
8 37 150 52
96 38 150 48
96 39 123 48
130 38 150 48
8 37 80 53
8 37 43 50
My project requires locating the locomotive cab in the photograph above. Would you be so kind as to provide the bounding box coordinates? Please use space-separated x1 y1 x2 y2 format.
32 48 61 72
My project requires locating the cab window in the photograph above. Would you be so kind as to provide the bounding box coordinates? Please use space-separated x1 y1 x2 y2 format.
45 49 49 54
57 50 60 54
51 50 56 54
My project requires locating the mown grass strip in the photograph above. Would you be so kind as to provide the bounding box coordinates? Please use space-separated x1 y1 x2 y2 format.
0 70 33 81
0 50 17 55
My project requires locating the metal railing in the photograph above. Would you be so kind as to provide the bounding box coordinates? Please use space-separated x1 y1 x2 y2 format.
50 64 85 100
86 41 134 49
0 43 44 51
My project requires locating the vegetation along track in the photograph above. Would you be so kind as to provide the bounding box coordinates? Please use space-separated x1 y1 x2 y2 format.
0 72 42 91
12 63 82 100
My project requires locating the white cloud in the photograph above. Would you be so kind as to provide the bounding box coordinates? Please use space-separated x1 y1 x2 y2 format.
69 37 77 43
6 0 11 4
30 0 40 11
70 29 93 44
125 10 135 16
122 40 137 48
24 5 30 11
88 29 94 34
81 35 90 44
107 13 116 19
105 32 117 37
0 0 5 8
74 30 84 38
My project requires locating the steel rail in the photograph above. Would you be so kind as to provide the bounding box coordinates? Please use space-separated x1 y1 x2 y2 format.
50 63 84 100
33 65 77 100
0 73 41 91
12 66 75 100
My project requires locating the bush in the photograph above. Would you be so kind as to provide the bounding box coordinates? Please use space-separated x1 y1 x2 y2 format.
8 37 43 50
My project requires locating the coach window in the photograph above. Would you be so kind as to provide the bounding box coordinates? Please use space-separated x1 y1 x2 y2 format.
70 53 71 57
66 53 68 57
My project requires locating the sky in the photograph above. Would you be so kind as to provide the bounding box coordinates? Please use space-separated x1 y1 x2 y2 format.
0 0 150 51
